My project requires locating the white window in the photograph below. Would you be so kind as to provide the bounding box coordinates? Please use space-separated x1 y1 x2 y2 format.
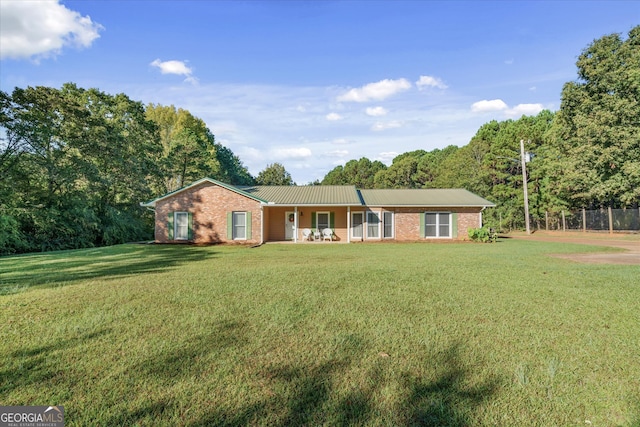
316 212 330 231
383 211 394 238
367 211 380 238
425 212 451 238
175 212 189 240
233 211 246 240
352 212 364 239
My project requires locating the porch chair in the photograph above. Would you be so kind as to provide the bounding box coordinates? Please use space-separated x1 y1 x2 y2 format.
302 228 312 241
322 228 333 241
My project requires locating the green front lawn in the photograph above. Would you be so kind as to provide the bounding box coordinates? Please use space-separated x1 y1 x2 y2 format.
1 241 638 426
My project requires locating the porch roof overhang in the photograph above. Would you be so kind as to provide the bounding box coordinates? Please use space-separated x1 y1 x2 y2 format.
238 185 364 206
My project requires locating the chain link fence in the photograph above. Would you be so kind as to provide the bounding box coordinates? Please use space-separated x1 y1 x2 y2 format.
536 208 640 233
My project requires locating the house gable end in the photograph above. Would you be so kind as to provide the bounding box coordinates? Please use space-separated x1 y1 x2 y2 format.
141 177 268 207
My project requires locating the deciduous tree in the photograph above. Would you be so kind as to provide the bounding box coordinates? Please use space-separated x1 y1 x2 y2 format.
256 162 294 186
548 25 640 207
322 157 386 188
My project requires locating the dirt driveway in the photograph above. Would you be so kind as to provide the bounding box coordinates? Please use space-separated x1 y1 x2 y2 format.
509 231 640 265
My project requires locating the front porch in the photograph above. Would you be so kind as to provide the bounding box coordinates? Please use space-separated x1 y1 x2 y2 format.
263 206 356 243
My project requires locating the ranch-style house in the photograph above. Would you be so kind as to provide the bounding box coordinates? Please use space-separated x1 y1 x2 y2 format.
141 178 495 244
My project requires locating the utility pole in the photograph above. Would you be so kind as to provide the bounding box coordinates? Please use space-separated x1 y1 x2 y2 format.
520 139 531 235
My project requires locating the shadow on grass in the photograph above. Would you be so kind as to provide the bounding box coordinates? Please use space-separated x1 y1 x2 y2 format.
193 357 354 427
97 401 176 426
1 328 112 398
401 343 499 426
0 244 217 295
332 361 384 426
193 333 365 426
83 320 251 426
136 319 249 382
192 341 498 426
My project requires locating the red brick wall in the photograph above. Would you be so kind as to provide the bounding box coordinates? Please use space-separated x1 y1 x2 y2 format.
382 207 483 241
155 182 262 244
457 211 482 239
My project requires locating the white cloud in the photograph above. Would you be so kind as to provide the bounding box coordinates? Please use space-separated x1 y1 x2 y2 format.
470 99 509 113
416 75 448 90
506 103 544 117
150 59 192 75
270 147 313 159
504 59 514 65
332 138 351 145
529 86 537 91
376 152 398 164
326 150 349 158
0 0 103 60
337 78 411 103
371 120 403 131
237 146 263 165
326 112 343 121
150 59 198 84
471 99 544 117
365 106 387 117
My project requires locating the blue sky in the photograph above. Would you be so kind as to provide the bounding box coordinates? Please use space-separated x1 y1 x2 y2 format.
1 1 638 184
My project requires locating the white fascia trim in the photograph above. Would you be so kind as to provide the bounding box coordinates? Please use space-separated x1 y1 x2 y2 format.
265 203 359 207
364 204 495 208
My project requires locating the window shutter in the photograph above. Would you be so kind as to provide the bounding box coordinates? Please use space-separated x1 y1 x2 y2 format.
168 212 174 240
311 212 316 231
227 212 233 239
187 212 194 240
419 212 425 237
330 212 335 229
246 211 252 239
452 213 458 238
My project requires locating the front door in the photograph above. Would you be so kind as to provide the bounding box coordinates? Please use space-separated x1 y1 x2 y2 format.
285 211 296 240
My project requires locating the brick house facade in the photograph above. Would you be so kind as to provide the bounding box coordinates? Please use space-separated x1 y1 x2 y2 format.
141 178 495 244
154 181 263 244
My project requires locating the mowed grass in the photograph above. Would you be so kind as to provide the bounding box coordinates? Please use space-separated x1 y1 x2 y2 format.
1 240 639 426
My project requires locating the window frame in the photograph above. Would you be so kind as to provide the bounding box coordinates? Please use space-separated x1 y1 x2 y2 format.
366 210 380 239
424 212 451 238
316 211 330 231
232 211 247 240
383 211 394 238
174 211 190 240
351 211 364 239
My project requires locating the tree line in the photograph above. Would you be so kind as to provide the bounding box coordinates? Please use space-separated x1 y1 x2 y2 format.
1 26 638 254
0 84 253 254
320 25 639 230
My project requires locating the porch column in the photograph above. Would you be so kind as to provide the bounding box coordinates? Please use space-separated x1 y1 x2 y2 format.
347 206 351 243
294 206 298 243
